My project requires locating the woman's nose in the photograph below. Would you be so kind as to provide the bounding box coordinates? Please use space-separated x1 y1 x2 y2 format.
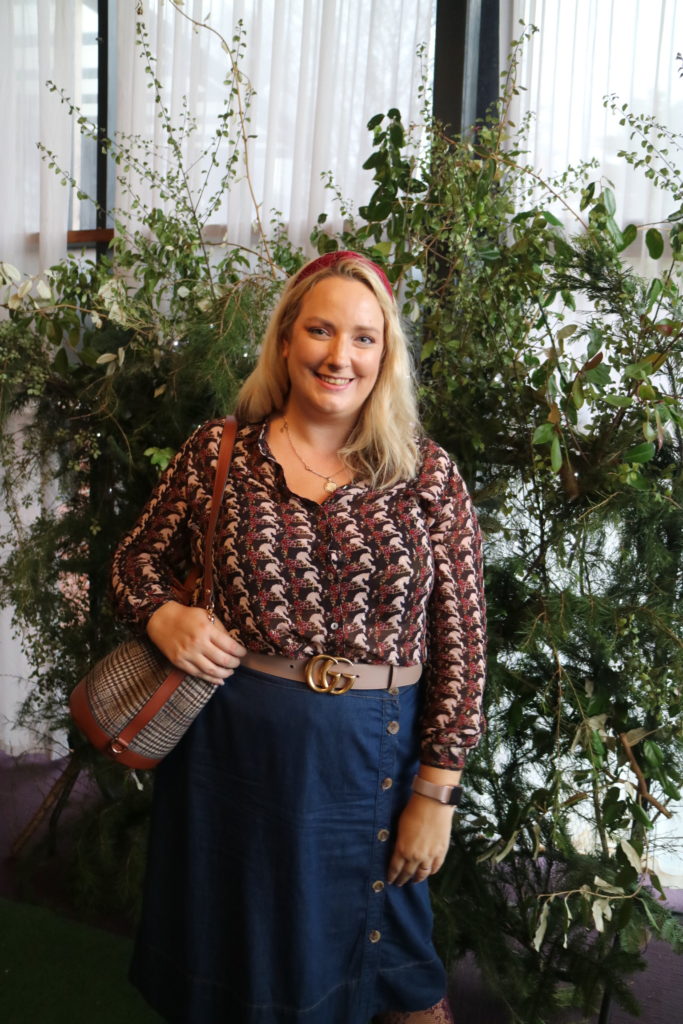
325 334 351 366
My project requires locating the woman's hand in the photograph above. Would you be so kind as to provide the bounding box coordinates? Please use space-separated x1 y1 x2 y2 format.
146 601 246 685
387 793 455 887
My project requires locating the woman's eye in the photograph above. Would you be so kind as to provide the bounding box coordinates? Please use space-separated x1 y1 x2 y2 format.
308 326 327 336
358 335 376 345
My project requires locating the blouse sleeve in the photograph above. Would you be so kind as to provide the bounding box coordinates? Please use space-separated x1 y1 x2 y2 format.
419 443 487 769
110 421 221 631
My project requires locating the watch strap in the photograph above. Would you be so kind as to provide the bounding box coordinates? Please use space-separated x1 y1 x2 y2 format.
412 774 463 806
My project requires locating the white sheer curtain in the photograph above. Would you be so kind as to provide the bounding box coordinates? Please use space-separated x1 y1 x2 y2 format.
0 0 77 756
500 0 683 270
0 0 77 275
114 0 436 250
0 0 435 754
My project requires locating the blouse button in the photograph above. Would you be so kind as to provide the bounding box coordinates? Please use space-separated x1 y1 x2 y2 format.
372 880 385 893
381 777 393 791
369 930 382 943
330 622 339 631
387 721 400 735
377 828 390 842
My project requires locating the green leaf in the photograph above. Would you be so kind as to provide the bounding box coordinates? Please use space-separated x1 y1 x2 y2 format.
587 328 602 359
605 216 624 249
366 199 393 221
388 122 405 148
370 241 392 257
532 423 556 445
541 210 562 226
362 151 386 171
476 244 501 261
631 802 654 829
604 394 633 407
659 777 681 801
591 729 606 758
52 346 70 376
621 223 637 248
603 187 617 216
626 472 650 491
550 434 563 472
624 442 655 463
585 363 611 386
624 362 649 380
645 278 663 311
645 228 664 259
643 739 664 766
420 339 436 362
572 377 585 410
366 113 384 130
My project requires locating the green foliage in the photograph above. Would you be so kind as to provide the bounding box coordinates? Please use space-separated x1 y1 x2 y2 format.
1 15 682 1023
311 28 683 1023
0 8 296 744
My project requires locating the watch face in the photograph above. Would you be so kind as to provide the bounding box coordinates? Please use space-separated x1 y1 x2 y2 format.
449 787 463 806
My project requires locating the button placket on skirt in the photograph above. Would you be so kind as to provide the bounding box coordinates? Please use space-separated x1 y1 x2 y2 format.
357 686 401 1021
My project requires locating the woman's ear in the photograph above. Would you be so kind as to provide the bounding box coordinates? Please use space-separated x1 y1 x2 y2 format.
281 335 290 359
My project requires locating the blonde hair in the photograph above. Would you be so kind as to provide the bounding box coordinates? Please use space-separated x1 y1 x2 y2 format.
234 254 421 488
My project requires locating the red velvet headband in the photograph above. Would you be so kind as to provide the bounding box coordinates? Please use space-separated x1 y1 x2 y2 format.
293 250 394 299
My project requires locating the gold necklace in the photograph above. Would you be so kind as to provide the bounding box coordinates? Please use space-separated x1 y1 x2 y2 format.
281 419 343 494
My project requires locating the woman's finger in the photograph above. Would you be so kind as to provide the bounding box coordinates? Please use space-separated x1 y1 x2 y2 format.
388 858 422 887
207 634 246 665
174 650 237 684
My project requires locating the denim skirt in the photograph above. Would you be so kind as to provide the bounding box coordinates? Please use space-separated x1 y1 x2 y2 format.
130 663 447 1023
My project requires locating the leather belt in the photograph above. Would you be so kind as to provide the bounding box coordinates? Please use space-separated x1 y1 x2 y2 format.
241 651 422 694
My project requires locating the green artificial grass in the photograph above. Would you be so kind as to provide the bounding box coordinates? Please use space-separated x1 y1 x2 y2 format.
0 898 161 1023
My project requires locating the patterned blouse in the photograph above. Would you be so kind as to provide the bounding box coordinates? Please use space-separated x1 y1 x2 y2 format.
111 419 487 769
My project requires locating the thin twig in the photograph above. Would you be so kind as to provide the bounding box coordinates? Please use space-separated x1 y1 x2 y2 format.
168 2 276 275
618 732 672 819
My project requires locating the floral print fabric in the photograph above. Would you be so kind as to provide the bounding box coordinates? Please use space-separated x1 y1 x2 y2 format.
111 420 486 768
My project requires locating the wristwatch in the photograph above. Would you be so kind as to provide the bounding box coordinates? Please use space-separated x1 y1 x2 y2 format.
411 774 463 807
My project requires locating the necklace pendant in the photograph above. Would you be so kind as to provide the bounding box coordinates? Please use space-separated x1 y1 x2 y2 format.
324 480 337 493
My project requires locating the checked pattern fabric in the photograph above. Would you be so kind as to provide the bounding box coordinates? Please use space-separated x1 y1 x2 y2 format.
79 638 216 760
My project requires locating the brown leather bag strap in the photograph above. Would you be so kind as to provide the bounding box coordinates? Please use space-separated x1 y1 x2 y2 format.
200 415 237 612
109 664 188 758
109 416 237 757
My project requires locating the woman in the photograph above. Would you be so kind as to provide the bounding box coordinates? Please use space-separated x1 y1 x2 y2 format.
112 251 486 1024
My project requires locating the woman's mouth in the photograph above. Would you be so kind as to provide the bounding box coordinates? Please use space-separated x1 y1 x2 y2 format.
315 372 353 387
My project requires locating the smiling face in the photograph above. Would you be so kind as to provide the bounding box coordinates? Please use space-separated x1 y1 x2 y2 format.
281 276 385 427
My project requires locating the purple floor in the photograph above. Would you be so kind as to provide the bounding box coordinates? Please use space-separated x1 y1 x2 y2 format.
1 750 681 1023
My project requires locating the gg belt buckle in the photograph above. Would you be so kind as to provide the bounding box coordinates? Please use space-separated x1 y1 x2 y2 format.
305 654 356 695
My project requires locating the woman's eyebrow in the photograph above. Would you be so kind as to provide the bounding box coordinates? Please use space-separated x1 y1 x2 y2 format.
304 315 381 333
